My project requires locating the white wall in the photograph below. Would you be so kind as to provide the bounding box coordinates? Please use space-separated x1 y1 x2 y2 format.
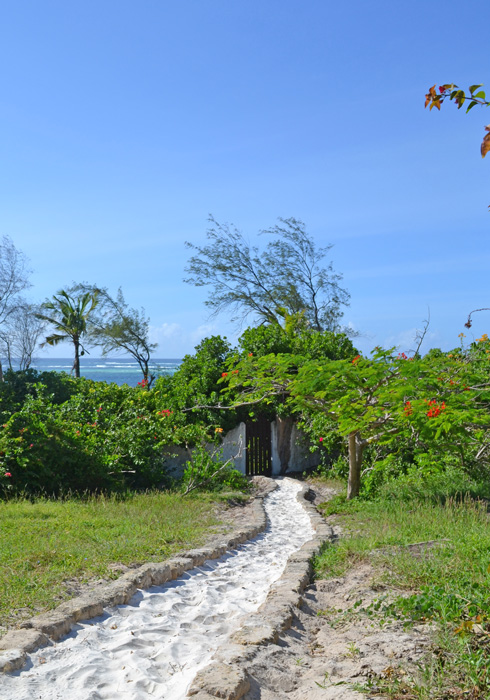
161 422 247 478
221 422 246 474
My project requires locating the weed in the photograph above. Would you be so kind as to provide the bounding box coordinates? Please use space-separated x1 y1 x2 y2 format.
314 671 330 689
345 641 361 658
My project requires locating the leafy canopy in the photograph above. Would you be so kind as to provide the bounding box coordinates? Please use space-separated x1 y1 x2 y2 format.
221 336 490 498
37 288 99 377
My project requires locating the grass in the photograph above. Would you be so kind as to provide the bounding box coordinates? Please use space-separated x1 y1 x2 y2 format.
0 490 236 632
313 478 490 699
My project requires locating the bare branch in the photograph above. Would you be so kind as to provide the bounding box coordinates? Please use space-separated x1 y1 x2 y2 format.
464 308 490 329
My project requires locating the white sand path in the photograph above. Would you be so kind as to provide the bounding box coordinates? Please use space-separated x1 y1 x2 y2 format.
1 478 314 700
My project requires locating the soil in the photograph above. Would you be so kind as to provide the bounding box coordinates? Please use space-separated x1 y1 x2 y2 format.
241 484 433 699
243 562 431 699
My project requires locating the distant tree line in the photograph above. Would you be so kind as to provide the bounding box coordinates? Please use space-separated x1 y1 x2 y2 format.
0 217 351 384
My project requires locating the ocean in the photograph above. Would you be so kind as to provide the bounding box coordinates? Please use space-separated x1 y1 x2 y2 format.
15 357 182 387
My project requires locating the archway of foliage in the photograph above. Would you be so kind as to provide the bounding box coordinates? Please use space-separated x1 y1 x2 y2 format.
221 335 490 499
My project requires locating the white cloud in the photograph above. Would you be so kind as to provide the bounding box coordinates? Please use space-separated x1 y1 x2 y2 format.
149 321 235 357
151 323 184 341
384 328 439 354
190 323 219 345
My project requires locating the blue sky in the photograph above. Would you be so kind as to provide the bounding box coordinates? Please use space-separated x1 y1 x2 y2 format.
1 1 489 358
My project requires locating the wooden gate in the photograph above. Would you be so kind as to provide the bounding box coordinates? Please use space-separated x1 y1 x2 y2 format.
245 419 272 476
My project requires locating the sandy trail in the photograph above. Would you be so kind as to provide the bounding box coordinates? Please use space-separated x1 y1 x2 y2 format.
1 478 314 700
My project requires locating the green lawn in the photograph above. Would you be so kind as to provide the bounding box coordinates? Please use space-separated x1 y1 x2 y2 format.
314 480 490 698
0 491 228 631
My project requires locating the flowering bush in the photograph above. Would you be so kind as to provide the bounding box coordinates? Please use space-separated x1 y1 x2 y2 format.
222 335 490 498
0 375 212 496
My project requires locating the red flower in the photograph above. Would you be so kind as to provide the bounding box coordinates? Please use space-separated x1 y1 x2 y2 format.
352 355 361 364
221 372 228 377
426 400 446 418
248 353 253 357
4 472 11 478
319 437 323 442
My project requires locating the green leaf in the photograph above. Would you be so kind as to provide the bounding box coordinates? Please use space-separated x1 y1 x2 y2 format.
469 84 483 94
466 101 478 113
474 91 486 100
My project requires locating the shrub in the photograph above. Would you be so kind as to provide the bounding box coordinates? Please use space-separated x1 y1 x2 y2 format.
181 444 249 494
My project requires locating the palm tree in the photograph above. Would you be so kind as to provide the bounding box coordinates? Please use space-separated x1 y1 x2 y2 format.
36 289 99 377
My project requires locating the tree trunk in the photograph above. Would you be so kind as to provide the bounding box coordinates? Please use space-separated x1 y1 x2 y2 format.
347 431 363 499
73 338 80 378
0 358 4 383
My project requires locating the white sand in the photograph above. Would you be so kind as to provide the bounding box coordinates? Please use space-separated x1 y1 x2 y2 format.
1 478 314 699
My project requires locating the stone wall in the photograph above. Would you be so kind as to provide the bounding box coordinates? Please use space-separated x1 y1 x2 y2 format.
161 419 319 479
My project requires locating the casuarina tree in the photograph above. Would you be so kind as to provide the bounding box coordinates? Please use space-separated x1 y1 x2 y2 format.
184 216 350 332
83 285 158 388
